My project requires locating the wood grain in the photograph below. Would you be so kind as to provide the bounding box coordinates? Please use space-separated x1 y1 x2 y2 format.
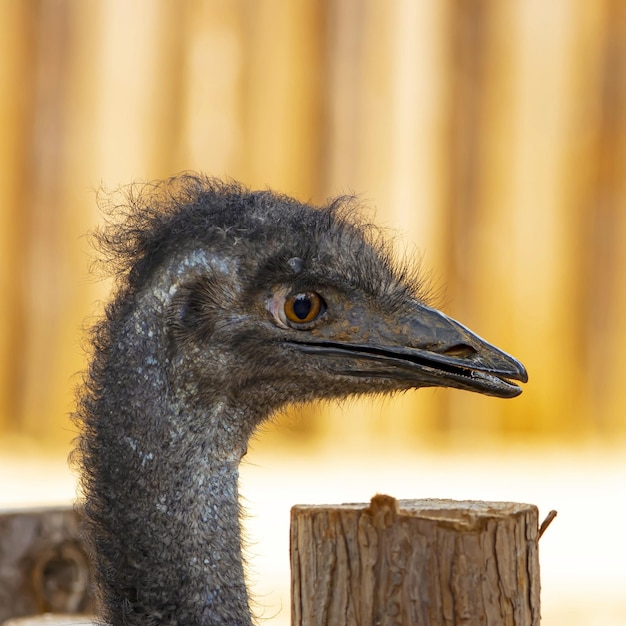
0 508 94 625
291 495 540 626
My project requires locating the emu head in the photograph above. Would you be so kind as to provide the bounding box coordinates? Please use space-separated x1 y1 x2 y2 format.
99 176 527 432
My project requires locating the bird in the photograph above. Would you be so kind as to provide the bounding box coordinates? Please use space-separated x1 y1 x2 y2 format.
74 173 527 626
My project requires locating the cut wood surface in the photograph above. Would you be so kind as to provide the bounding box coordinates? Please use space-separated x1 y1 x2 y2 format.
291 495 540 626
0 508 94 625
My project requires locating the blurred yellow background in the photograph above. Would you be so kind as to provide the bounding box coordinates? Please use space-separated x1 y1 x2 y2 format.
1 1 625 625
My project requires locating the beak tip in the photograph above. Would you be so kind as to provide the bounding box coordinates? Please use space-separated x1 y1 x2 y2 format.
515 361 529 385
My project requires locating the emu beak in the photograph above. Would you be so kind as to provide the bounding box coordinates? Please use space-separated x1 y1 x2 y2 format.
290 302 528 398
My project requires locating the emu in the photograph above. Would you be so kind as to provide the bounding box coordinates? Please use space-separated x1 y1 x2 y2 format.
75 174 527 625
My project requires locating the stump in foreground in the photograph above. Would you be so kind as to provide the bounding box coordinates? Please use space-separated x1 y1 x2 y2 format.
2 497 544 625
291 495 541 626
0 507 94 625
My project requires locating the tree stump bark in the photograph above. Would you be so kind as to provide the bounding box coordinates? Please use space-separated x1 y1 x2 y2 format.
291 495 541 626
0 507 94 625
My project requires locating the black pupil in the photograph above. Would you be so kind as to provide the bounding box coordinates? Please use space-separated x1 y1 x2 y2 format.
293 295 312 320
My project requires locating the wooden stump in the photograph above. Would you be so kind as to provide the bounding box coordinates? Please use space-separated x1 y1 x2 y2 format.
0 507 94 625
291 495 541 626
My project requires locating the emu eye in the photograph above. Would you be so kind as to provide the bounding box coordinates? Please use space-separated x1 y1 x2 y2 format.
284 292 325 325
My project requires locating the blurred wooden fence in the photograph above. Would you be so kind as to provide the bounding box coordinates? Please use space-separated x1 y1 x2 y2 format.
1 0 625 447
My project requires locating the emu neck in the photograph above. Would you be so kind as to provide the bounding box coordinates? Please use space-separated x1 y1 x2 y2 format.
124 424 250 625
86 272 255 625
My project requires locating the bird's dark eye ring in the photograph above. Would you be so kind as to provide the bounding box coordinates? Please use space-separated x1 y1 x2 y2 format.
284 292 325 325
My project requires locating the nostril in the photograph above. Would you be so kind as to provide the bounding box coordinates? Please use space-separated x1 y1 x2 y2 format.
441 344 477 359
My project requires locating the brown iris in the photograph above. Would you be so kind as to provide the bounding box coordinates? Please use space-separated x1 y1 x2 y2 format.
284 292 325 325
